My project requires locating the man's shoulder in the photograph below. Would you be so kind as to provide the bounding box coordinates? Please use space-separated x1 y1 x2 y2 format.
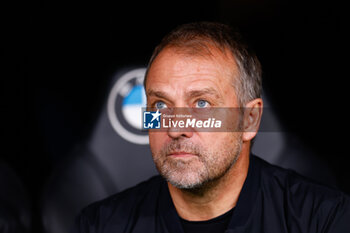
253 155 346 199
74 175 164 230
253 155 350 232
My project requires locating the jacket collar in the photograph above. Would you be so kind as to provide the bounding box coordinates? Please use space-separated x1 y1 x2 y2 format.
225 155 262 232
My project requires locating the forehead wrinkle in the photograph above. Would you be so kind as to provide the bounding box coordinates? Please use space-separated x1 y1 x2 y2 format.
146 47 240 106
150 46 236 78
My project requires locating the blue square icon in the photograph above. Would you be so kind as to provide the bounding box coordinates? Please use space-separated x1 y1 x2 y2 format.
143 110 161 129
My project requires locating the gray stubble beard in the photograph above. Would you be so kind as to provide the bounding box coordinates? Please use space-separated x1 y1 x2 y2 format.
152 134 242 191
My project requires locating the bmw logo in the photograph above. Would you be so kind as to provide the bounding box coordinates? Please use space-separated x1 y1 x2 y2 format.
107 68 149 145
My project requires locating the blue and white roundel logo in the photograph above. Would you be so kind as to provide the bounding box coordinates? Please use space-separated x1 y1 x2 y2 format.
107 68 149 145
122 85 146 129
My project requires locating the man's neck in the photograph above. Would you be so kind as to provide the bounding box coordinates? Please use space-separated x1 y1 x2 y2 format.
168 146 250 221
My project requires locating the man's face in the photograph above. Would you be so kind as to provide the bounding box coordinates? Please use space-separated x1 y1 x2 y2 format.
145 47 243 189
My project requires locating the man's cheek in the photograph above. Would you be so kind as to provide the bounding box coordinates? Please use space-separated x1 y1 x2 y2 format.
149 135 164 153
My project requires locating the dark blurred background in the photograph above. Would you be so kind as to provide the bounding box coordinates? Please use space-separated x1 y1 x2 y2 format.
1 0 348 232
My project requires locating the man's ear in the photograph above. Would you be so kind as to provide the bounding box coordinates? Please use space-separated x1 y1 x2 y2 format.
242 98 263 142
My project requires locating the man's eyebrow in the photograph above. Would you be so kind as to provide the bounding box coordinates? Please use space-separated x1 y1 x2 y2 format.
187 87 221 99
146 90 169 99
147 88 222 100
147 88 220 98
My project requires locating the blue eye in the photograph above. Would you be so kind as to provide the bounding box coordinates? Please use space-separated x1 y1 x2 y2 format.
196 100 209 108
155 101 167 109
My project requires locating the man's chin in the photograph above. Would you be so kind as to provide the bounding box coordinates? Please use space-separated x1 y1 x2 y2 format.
154 157 209 189
168 178 205 190
163 170 208 190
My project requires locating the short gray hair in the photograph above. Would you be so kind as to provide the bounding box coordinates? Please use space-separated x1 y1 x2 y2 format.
144 21 262 106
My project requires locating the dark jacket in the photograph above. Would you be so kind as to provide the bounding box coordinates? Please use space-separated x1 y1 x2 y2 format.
72 155 350 233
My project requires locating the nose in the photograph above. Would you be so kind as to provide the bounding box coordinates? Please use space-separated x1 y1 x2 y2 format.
167 127 194 139
164 100 195 139
166 110 194 139
167 128 194 139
